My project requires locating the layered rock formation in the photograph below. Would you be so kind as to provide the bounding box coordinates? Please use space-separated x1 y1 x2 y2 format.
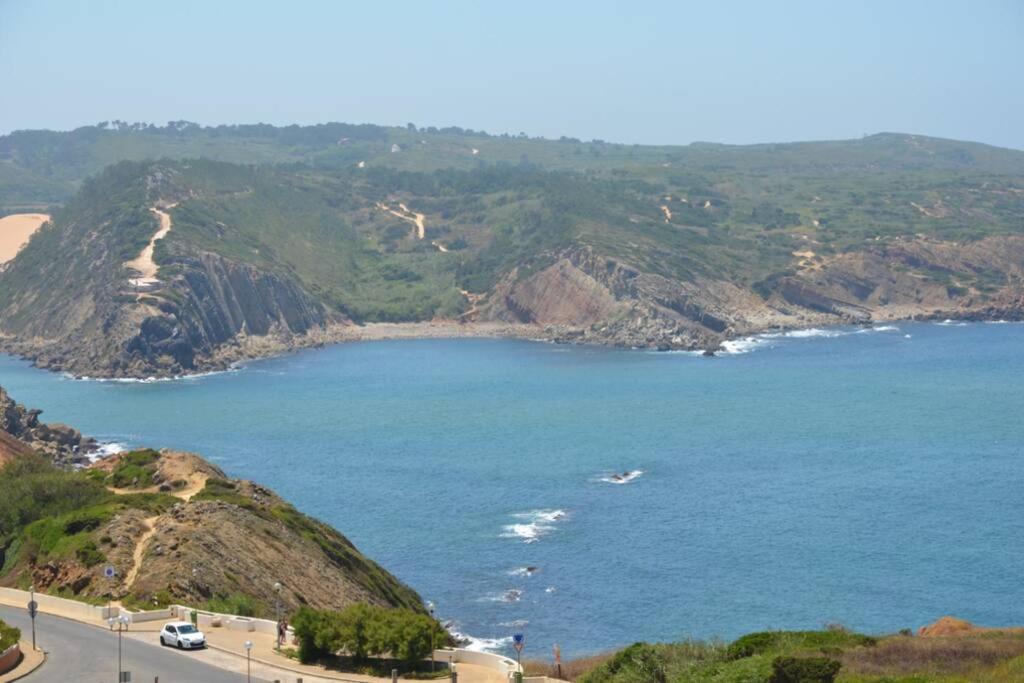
0 386 95 465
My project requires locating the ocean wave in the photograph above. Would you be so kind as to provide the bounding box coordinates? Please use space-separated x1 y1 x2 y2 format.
508 566 540 577
935 319 968 327
450 630 513 653
718 324 900 354
596 470 643 485
501 509 567 543
67 366 238 383
478 589 522 603
718 337 766 354
86 441 128 463
499 620 530 628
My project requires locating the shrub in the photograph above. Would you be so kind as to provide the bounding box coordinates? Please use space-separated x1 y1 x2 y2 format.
0 620 20 651
768 656 841 683
291 604 448 667
579 643 666 683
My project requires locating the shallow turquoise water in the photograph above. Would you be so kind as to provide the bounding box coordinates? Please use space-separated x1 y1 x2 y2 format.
1 322 1022 656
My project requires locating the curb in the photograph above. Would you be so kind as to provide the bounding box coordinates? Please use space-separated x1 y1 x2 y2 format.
206 642 370 682
0 644 46 683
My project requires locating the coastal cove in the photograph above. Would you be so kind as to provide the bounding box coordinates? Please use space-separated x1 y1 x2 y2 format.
0 322 1021 657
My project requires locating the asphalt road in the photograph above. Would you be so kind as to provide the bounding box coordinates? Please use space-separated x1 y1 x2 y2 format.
0 605 270 683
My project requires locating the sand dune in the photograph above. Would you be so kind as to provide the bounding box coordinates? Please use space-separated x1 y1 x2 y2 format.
0 213 50 263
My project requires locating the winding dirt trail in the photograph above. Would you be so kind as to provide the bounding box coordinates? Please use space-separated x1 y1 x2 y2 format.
0 213 50 263
377 201 453 251
125 205 176 287
123 516 160 590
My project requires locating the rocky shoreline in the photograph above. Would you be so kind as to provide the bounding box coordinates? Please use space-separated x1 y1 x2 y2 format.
4 303 1021 381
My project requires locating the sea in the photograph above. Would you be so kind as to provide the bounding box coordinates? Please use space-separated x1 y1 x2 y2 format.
1 321 1021 658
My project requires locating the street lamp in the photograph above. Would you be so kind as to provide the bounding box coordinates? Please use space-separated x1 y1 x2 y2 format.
108 613 130 682
244 640 253 682
427 601 436 672
273 581 283 650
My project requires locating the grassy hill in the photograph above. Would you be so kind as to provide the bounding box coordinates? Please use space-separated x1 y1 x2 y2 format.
0 122 1022 377
0 385 423 615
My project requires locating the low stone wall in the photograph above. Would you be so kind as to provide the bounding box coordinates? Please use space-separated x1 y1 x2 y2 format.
0 643 21 676
125 607 176 624
0 587 109 623
435 647 520 675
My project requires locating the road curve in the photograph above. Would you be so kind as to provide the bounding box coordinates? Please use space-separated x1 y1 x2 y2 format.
0 605 270 683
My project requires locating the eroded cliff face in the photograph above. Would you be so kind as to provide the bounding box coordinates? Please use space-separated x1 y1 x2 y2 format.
480 236 1024 351
121 250 336 376
0 386 95 465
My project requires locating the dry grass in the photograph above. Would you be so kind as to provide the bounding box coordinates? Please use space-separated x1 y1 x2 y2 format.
523 653 614 681
841 632 1024 677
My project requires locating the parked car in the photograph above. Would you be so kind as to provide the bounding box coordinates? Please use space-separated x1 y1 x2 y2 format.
159 621 207 649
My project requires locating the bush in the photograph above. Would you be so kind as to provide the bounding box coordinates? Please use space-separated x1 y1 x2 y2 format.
768 656 841 683
727 630 876 660
0 620 20 651
291 604 448 668
579 643 666 683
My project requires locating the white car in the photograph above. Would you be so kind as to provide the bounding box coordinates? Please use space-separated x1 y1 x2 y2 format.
159 621 207 649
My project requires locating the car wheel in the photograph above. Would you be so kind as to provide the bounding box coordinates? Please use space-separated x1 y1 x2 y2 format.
177 639 183 649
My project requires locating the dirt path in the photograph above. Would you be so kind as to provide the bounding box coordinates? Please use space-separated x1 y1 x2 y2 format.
125 205 176 287
0 213 49 263
109 472 208 501
123 515 160 590
378 201 454 252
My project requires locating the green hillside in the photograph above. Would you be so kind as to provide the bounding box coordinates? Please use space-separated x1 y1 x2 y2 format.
0 122 1022 378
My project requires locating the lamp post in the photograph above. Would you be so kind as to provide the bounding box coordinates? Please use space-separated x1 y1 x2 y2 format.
244 640 253 683
427 601 435 672
273 581 282 650
108 613 130 682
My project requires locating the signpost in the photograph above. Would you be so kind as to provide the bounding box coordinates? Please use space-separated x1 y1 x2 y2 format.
27 585 37 651
512 633 525 683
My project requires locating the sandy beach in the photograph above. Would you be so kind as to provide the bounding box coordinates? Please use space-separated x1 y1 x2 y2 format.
0 213 49 263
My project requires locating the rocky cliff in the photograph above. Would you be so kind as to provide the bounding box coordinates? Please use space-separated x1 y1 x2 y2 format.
478 235 1024 351
0 386 95 465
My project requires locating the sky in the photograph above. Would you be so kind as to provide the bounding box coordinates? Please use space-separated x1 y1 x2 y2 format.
1 0 1022 148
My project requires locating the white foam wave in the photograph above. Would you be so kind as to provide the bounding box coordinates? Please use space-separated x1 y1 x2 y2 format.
508 566 539 577
499 620 529 628
597 470 644 485
718 337 765 354
451 631 513 653
69 367 237 383
719 324 900 354
91 441 128 458
935 319 968 327
501 509 567 543
477 589 522 603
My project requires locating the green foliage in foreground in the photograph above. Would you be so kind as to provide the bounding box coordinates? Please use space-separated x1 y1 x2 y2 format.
0 455 176 579
577 631 858 683
292 604 450 668
0 619 20 651
574 628 1024 683
106 449 161 488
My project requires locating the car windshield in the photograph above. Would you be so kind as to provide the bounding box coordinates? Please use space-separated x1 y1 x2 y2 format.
177 625 197 634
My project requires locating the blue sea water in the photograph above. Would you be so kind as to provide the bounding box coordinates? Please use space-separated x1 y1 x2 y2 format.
0 322 1022 657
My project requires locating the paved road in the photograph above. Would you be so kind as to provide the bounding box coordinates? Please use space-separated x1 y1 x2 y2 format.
0 605 270 683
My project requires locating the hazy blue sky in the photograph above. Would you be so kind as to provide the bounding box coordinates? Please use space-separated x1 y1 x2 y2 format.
2 0 1022 148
